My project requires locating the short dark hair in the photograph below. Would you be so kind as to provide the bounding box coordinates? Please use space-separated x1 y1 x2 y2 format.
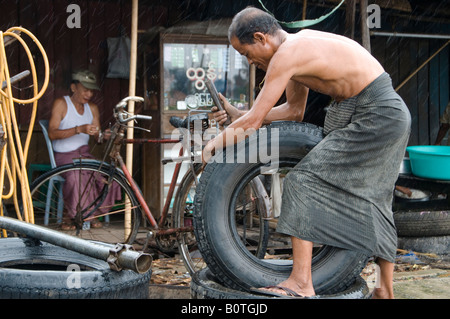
229 7 282 44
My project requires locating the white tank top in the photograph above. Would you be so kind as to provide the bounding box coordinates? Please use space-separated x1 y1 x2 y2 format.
52 96 93 153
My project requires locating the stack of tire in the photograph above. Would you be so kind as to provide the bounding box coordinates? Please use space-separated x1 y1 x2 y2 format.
394 207 450 257
190 122 371 299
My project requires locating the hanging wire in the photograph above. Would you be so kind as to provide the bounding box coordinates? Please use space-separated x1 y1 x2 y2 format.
0 27 49 235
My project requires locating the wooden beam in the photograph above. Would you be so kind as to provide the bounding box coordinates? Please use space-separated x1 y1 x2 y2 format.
359 0 371 52
302 0 307 21
344 0 356 39
125 0 139 237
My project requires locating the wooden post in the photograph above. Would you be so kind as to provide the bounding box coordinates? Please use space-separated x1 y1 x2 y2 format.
345 0 356 39
360 0 371 52
302 0 307 21
125 0 138 237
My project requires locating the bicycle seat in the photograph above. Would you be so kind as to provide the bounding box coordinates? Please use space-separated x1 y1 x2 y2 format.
169 113 209 130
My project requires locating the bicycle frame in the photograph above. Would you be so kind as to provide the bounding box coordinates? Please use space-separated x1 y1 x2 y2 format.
121 136 190 230
101 107 206 239
115 141 189 234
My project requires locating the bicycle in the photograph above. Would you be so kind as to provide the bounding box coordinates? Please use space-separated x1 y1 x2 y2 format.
30 95 270 275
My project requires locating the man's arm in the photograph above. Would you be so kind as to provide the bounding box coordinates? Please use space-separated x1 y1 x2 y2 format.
435 103 450 145
89 103 102 139
434 123 450 145
215 79 308 126
48 98 74 140
263 80 308 124
203 53 300 163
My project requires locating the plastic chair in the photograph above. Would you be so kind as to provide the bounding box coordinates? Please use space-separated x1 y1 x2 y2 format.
39 120 109 225
39 120 65 225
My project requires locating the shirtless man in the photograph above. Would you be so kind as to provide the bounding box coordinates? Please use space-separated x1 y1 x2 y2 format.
203 7 411 299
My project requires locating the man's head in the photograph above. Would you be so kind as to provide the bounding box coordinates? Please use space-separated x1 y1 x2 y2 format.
70 70 99 104
228 7 283 71
71 70 100 91
228 7 282 45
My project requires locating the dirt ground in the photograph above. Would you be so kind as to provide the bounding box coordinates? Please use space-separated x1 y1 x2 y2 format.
148 249 450 299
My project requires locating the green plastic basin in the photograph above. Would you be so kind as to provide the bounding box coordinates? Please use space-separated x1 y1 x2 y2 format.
406 145 450 180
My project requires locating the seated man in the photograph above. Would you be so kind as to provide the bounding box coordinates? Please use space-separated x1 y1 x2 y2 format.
48 70 120 230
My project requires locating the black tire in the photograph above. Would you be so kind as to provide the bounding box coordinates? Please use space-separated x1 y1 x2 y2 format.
397 236 450 255
194 121 369 294
394 210 450 237
29 161 142 244
0 237 151 299
190 268 370 299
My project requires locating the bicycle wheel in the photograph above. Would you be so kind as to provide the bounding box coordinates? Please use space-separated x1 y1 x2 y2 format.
30 162 142 245
173 164 270 275
172 164 204 274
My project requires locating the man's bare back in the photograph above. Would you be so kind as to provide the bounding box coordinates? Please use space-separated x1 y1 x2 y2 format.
207 9 387 158
268 29 385 102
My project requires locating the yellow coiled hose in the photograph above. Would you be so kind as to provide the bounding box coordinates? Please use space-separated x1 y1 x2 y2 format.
0 27 49 235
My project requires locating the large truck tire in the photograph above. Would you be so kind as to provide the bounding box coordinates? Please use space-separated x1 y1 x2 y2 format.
194 122 369 295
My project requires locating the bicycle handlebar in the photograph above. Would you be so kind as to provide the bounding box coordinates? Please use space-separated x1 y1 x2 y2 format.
114 96 152 124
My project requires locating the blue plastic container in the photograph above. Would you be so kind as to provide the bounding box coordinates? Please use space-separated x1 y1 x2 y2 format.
406 145 450 180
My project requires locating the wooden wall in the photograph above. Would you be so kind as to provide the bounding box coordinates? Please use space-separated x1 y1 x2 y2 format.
1 0 449 215
2 0 449 147
0 0 170 215
302 2 450 147
371 23 450 146
0 0 169 128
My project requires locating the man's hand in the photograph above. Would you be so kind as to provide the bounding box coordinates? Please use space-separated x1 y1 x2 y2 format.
81 124 99 136
212 93 245 126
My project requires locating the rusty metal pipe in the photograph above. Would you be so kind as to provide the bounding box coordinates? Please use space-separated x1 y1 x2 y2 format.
0 216 152 274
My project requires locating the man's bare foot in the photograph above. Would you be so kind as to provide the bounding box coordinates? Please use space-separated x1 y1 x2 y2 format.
371 287 394 299
258 279 315 298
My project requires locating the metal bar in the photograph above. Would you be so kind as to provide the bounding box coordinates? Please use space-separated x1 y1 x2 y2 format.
123 138 180 144
371 31 450 40
3 29 21 47
1 70 30 89
0 216 152 274
161 155 194 165
155 226 193 236
159 147 184 228
116 153 158 228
